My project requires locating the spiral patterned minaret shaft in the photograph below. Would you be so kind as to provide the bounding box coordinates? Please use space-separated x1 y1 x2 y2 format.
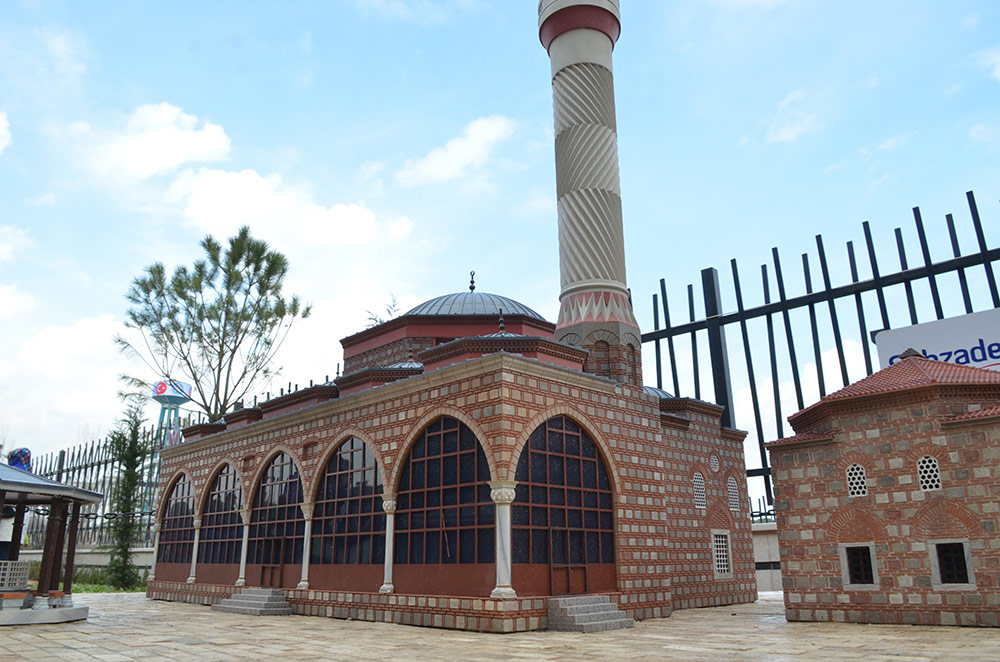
539 0 642 386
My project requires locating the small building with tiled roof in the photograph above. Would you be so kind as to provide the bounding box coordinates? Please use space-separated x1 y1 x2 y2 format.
767 350 1000 627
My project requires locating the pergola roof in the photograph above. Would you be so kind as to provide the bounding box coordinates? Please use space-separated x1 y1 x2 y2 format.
0 463 103 506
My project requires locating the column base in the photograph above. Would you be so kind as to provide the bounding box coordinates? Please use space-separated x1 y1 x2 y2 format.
296 580 310 590
186 576 196 584
490 586 517 599
378 583 394 594
235 578 246 587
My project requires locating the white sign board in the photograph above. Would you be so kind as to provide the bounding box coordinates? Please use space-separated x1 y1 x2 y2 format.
874 308 1000 371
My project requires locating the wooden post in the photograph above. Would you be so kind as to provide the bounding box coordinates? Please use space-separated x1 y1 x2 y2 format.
49 500 69 593
63 501 82 595
36 498 62 595
9 496 27 561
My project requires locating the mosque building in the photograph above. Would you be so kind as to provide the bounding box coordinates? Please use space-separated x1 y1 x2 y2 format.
146 0 758 632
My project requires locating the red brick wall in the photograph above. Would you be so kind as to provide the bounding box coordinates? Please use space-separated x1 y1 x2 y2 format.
772 389 1000 627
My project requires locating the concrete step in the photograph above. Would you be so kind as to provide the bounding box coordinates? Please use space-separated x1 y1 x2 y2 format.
210 588 294 617
548 595 610 608
211 604 294 616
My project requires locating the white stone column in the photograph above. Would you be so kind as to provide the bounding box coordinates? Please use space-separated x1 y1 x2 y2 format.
297 502 315 590
379 495 396 594
187 517 201 584
235 508 251 587
489 480 518 599
149 521 161 582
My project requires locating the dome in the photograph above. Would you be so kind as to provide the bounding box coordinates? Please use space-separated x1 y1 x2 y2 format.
643 385 674 400
405 291 548 322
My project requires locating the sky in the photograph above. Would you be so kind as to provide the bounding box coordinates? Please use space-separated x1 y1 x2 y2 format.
1 0 999 470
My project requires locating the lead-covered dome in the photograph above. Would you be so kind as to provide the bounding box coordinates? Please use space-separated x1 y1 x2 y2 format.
405 291 548 322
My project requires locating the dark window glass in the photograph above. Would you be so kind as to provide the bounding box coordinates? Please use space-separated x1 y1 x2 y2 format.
198 465 243 565
158 474 195 564
248 452 305 565
312 437 385 565
845 546 874 585
937 543 970 584
512 415 615 566
394 417 495 564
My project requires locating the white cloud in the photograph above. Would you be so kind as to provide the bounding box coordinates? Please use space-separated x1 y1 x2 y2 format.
396 115 516 186
0 111 9 155
861 75 879 89
40 28 87 78
86 102 231 180
765 90 819 143
876 133 913 152
0 315 139 455
970 123 999 143
167 167 409 247
963 13 980 29
977 46 1000 84
0 284 36 318
0 225 32 262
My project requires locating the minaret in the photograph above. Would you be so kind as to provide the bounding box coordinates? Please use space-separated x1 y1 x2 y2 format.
539 0 641 386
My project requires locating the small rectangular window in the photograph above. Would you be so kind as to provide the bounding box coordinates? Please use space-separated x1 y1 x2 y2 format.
936 542 970 584
711 530 732 578
845 546 874 585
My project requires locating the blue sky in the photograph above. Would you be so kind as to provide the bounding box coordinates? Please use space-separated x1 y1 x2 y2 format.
1 0 999 461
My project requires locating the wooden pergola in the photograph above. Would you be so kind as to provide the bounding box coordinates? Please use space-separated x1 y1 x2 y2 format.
1 463 103 597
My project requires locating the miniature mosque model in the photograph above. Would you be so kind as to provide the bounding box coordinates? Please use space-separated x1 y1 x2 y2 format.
147 0 757 631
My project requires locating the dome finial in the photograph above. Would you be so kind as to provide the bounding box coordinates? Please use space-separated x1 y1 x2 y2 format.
469 270 476 292
498 307 505 333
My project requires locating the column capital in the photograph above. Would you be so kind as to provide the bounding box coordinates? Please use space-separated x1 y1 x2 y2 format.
300 501 315 520
239 508 252 524
381 495 397 514
488 480 518 505
192 517 202 530
154 520 162 533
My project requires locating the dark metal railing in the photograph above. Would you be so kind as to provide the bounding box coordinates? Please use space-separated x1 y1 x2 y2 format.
643 191 1000 504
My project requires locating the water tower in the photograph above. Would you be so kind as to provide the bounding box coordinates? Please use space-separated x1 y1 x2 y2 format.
152 379 192 448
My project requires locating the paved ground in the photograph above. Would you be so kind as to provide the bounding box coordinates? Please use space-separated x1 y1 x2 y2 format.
1 592 998 661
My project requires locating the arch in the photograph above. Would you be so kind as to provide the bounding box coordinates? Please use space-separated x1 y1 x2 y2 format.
585 328 620 345
246 444 305 504
196 462 245 578
693 471 707 510
196 458 243 518
592 340 611 377
912 499 981 541
511 414 618 595
311 436 386 570
726 475 741 511
156 472 196 570
904 442 949 467
388 406 496 493
246 450 306 587
156 469 194 521
508 405 625 498
826 506 888 544
834 451 873 476
705 502 735 531
306 429 388 502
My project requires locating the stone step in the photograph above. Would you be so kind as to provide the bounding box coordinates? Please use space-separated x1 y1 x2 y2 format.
214 597 289 609
547 594 633 633
238 588 287 597
210 587 294 617
211 604 294 616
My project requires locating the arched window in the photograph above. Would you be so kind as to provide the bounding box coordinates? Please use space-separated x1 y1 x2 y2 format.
395 417 494 565
693 472 706 510
917 455 941 491
198 464 243 565
313 437 385 565
846 463 867 497
248 452 305 566
512 416 615 568
158 474 195 564
727 476 740 511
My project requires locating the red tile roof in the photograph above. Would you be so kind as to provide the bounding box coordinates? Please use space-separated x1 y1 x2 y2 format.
823 356 1000 401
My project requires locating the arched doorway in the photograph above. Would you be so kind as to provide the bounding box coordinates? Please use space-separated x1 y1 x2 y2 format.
247 452 304 588
511 415 615 595
392 416 495 596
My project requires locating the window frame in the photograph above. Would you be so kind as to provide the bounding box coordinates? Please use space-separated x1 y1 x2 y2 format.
929 538 975 590
711 529 733 579
837 542 879 590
